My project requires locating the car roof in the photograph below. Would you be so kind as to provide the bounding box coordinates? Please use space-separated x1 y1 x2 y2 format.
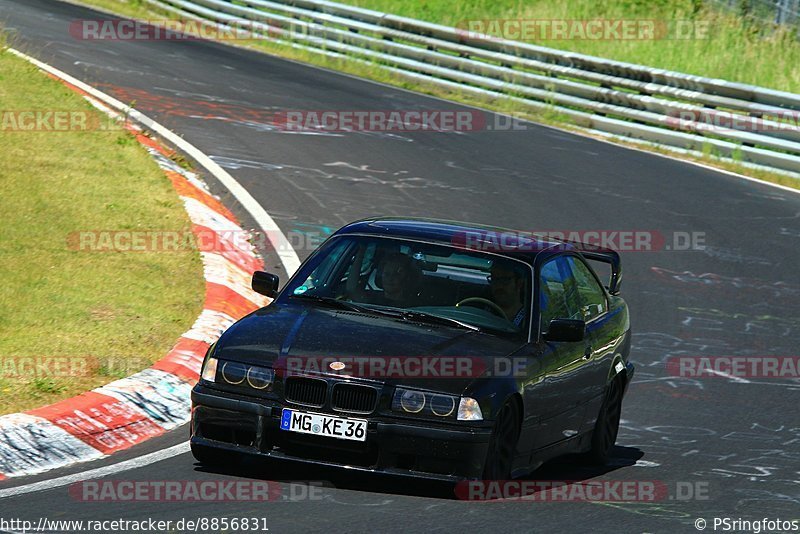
332 217 575 264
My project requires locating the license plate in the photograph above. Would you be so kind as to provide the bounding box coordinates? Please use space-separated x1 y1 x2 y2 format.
279 408 367 442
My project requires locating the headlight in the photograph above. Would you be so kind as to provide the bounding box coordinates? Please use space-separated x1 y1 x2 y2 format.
221 361 247 385
400 389 425 413
457 397 483 421
202 357 274 392
392 388 474 419
430 394 456 417
201 357 218 382
247 366 274 390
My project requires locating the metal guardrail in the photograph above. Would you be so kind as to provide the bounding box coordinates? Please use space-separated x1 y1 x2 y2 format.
710 0 800 28
145 0 800 175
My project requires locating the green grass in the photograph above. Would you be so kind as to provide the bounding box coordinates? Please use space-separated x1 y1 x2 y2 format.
339 0 800 94
0 46 205 414
56 0 800 192
68 0 155 19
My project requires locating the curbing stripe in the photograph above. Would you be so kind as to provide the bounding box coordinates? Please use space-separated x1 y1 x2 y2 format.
27 392 166 455
151 338 211 383
201 252 269 304
166 172 238 222
203 283 262 318
94 369 195 432
0 414 106 477
191 223 265 274
180 308 239 345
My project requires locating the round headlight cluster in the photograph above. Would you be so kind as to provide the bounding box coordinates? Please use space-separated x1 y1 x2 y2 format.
220 361 273 391
247 366 274 389
393 388 459 418
430 394 456 417
400 389 426 413
221 361 247 384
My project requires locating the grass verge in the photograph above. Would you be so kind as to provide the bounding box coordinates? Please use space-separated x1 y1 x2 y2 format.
0 43 205 414
55 0 800 193
340 0 800 94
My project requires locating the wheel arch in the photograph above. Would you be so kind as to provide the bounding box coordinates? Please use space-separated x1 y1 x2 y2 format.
507 392 524 431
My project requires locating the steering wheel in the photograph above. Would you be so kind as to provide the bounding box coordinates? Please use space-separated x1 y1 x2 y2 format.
455 297 508 320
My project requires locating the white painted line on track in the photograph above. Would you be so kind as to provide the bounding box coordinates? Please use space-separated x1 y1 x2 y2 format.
0 442 190 499
701 369 751 383
7 47 302 275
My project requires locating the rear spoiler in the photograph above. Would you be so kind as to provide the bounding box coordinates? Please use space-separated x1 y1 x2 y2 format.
576 249 622 296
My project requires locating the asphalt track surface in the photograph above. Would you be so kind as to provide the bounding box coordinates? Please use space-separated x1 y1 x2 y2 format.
1 0 799 532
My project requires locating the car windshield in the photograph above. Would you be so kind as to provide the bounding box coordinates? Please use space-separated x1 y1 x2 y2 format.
281 235 531 337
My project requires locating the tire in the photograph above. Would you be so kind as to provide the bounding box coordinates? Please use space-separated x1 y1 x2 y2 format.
586 377 623 465
482 401 520 480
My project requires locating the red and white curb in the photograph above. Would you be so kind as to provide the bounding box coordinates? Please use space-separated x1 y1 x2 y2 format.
0 50 294 479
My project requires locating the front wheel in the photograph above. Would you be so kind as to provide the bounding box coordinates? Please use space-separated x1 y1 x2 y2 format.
482 401 520 480
586 377 623 465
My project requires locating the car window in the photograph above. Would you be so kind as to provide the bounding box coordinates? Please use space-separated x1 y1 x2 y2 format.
281 235 531 338
565 256 607 321
539 256 582 333
293 239 354 295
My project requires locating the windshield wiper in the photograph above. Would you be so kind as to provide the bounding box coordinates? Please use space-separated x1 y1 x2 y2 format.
289 294 377 314
290 296 480 331
338 305 480 332
395 310 481 332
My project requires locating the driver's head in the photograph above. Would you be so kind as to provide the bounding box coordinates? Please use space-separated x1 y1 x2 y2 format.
489 263 523 307
382 253 418 302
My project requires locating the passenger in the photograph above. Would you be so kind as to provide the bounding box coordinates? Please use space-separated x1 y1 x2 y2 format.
489 264 526 327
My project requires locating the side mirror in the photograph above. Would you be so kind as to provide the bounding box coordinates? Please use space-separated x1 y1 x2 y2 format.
252 271 279 298
543 319 585 342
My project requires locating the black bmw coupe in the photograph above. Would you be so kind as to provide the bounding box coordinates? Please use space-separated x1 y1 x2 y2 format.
191 218 634 480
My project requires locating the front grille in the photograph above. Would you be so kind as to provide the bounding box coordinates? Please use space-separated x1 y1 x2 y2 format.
284 376 327 407
332 383 378 414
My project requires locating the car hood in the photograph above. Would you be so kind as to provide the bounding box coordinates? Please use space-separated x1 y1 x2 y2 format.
213 302 523 395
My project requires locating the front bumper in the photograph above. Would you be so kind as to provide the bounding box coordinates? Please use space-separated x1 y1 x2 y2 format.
190 385 492 481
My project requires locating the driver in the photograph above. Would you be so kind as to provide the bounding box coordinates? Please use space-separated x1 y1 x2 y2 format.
380 252 421 307
489 263 526 327
354 252 421 308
